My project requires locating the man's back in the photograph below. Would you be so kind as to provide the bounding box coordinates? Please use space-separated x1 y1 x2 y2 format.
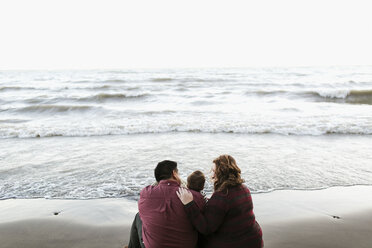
139 180 204 248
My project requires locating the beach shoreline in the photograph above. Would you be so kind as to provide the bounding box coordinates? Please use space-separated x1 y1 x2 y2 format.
1 185 372 248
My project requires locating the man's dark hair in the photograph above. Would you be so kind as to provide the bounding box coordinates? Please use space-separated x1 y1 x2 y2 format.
154 160 178 182
187 170 205 192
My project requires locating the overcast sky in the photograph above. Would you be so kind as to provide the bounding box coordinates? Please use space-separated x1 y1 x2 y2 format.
0 0 371 70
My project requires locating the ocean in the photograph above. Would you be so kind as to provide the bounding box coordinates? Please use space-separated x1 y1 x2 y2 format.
0 66 371 200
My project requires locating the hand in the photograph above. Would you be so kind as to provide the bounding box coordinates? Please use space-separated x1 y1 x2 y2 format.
176 187 193 205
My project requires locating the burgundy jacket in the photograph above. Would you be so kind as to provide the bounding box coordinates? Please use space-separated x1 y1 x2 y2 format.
139 180 205 248
184 184 263 248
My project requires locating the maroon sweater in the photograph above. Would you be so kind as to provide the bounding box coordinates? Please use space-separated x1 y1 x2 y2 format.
139 180 206 248
184 184 263 248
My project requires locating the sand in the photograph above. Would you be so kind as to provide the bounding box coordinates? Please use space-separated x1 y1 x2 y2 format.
0 199 137 248
253 186 372 248
1 186 372 248
263 209 372 248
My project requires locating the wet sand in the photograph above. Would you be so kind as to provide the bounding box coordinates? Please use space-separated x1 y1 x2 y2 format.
262 209 372 248
1 186 372 248
253 186 372 248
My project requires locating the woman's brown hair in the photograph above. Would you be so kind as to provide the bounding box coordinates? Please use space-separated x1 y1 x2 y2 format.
213 155 244 192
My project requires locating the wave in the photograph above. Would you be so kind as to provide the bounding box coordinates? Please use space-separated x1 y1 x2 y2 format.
90 85 111 90
180 77 236 83
349 89 372 97
0 86 21 91
78 93 149 102
309 89 372 105
151 77 235 83
141 110 177 115
24 98 54 104
71 85 141 91
18 93 149 105
2 124 372 139
0 86 36 91
71 79 127 84
246 90 289 96
0 119 29 124
151 78 174 82
243 89 372 105
102 79 127 83
15 105 96 114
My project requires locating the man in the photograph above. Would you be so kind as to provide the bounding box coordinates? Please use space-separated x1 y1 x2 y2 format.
128 160 205 248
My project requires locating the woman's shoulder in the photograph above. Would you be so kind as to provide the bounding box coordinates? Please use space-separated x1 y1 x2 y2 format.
226 185 253 206
230 184 251 194
212 184 250 195
213 184 250 199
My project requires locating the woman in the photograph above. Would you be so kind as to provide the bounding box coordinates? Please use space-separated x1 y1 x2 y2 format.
177 155 263 248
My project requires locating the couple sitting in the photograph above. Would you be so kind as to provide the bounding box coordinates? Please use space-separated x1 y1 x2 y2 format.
127 155 263 248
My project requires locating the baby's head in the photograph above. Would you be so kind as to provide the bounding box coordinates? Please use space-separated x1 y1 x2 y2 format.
187 170 205 192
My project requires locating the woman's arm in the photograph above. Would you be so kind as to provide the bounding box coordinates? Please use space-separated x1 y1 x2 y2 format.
177 188 227 235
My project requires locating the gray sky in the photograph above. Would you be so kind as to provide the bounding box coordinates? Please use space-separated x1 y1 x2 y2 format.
0 0 371 69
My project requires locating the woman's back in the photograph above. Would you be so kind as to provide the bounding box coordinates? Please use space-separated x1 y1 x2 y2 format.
178 155 263 248
205 185 262 247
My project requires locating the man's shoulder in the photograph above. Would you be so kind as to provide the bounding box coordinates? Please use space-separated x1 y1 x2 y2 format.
140 182 176 198
140 184 157 196
142 184 155 191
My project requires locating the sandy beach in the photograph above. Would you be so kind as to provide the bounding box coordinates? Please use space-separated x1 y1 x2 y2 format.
254 186 372 248
1 185 372 248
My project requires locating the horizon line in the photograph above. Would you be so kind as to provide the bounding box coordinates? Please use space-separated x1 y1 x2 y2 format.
1 64 371 71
